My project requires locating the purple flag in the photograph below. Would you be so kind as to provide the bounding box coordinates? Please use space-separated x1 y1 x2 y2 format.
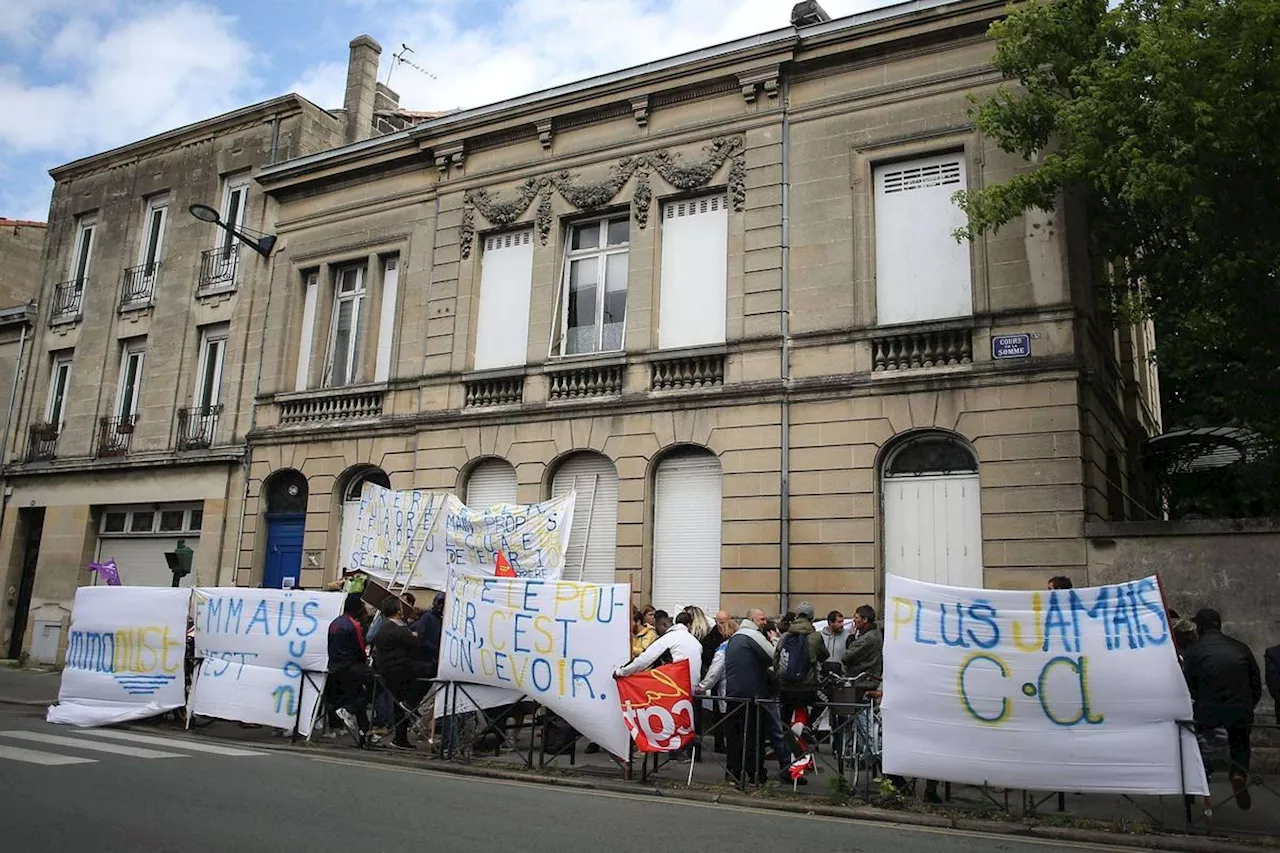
89 558 121 586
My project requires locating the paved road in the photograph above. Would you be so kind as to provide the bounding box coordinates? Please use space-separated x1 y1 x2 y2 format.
0 705 1161 853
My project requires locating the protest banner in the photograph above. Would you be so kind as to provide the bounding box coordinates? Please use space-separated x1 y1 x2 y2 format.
616 661 695 753
190 588 342 736
881 574 1209 795
437 571 631 756
47 587 190 727
344 484 575 590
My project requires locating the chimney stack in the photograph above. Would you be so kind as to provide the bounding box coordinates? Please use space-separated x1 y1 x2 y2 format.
791 1 832 27
343 35 383 144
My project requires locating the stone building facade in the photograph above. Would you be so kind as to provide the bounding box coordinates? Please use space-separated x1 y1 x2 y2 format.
0 35 415 661
242 0 1160 619
0 219 46 308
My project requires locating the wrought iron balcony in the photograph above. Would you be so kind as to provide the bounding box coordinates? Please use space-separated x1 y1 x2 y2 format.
96 415 136 458
50 278 85 321
198 246 239 293
120 263 160 308
26 422 59 461
176 405 222 450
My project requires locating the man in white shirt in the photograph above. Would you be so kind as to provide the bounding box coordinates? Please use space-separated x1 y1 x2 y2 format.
615 610 704 697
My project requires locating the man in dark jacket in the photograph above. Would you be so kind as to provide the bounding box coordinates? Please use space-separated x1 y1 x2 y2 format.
842 605 884 683
327 593 372 742
372 597 419 749
413 592 446 680
1183 608 1262 810
724 608 774 785
773 602 829 781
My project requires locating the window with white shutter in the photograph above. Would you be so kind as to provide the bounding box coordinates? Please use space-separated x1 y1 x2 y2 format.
659 195 728 349
874 154 972 325
474 230 534 369
551 453 618 585
652 449 722 614
465 458 518 508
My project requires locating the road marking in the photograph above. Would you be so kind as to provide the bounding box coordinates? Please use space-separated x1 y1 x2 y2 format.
68 729 267 756
0 731 184 758
0 744 98 766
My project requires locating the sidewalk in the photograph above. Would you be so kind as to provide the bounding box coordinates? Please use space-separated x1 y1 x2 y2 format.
0 664 60 706
134 712 1280 850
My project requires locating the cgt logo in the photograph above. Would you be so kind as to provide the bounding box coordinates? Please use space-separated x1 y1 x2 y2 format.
616 663 696 753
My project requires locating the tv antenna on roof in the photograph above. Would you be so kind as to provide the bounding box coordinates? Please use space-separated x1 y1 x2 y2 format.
387 44 437 87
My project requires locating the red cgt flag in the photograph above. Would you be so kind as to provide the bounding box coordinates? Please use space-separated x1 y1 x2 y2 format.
615 661 696 753
494 551 517 578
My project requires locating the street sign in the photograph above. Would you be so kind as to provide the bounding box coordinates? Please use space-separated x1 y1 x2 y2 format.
992 333 1031 360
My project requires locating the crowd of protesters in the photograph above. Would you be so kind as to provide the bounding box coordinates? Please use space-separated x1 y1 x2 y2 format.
323 567 1277 809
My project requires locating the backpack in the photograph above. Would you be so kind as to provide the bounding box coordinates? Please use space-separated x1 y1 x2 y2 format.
776 632 810 683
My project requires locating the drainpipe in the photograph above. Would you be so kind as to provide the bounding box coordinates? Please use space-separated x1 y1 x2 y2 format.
779 76 793 613
268 116 281 165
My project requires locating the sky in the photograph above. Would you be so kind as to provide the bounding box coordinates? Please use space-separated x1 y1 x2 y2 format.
0 0 892 221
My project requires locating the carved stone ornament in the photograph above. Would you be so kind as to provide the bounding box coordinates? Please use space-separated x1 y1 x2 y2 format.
459 136 745 258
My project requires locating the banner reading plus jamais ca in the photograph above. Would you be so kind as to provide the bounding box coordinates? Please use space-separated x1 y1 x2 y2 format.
344 484 575 589
616 661 696 753
48 587 190 727
881 574 1208 795
437 572 632 757
190 588 343 736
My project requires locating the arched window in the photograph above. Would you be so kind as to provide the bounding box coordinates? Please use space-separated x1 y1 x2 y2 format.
264 469 308 515
342 467 391 503
551 452 618 586
881 432 982 587
464 458 518 508
652 447 722 614
338 467 390 573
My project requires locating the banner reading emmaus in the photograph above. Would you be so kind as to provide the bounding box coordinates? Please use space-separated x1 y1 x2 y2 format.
881 574 1208 796
437 571 632 757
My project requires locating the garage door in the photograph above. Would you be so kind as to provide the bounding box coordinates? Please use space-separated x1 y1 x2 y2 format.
652 451 722 614
96 536 197 588
465 459 519 508
552 453 618 585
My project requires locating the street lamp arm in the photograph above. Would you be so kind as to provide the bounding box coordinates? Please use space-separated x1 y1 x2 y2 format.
187 204 277 258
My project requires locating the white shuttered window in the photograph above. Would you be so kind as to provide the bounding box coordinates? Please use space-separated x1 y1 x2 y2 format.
652 450 722 614
474 230 534 369
659 195 728 349
552 453 618 586
465 459 518 508
874 154 972 325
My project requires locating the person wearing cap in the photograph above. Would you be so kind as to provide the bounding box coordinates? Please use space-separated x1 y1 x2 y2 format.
771 601 829 783
1183 607 1262 810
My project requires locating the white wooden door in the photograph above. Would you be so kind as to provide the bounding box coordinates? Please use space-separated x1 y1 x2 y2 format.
883 473 982 587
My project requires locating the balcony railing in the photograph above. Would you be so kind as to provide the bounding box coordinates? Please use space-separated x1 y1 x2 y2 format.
50 278 85 321
198 246 239 292
464 376 523 408
548 364 624 401
96 415 136 457
278 390 384 426
650 353 725 391
120 263 160 308
26 423 59 461
872 327 973 372
176 405 222 450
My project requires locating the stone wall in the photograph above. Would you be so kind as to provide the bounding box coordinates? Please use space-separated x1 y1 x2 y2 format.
1087 519 1280 715
0 220 44 308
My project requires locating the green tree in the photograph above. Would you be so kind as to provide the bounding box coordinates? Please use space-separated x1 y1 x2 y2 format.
958 0 1280 444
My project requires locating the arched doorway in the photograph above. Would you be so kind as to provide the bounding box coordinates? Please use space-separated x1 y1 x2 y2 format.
551 452 618 585
263 469 308 589
881 432 982 588
651 446 722 614
337 466 391 574
464 458 518 508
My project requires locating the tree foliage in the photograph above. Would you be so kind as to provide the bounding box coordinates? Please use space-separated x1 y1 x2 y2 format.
958 0 1280 444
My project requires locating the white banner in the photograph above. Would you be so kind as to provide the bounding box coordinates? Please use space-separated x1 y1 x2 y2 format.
346 485 574 589
47 587 190 727
882 574 1208 795
437 572 631 757
190 588 342 736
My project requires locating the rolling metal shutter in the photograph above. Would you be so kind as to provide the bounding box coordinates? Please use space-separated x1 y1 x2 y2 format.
465 459 519 508
552 453 618 585
652 451 722 614
95 536 197 588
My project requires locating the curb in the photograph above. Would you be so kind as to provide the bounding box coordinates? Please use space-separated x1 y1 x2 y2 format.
125 725 1276 853
0 697 53 708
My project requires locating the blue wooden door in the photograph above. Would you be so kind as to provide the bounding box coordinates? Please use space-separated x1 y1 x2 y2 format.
264 514 305 589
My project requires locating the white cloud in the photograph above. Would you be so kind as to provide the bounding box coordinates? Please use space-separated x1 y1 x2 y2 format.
0 2 262 156
290 0 892 114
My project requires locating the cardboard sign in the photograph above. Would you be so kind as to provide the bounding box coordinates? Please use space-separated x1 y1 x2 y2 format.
616 661 696 753
437 572 631 756
881 574 1208 795
190 588 343 736
48 587 190 727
